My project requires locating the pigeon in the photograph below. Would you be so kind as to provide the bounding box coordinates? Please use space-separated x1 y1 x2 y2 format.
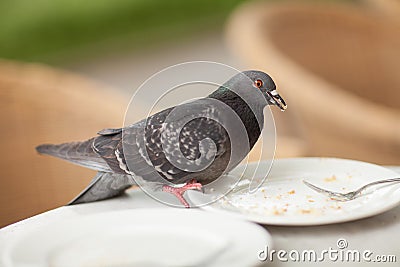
36 70 287 207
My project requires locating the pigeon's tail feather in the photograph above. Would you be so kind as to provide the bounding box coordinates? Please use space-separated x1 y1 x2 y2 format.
36 139 111 172
67 172 136 205
36 138 94 157
35 144 53 154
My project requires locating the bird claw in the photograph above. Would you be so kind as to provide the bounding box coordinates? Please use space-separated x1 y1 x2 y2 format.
162 180 203 208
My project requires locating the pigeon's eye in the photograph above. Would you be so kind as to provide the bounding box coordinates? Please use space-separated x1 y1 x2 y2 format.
254 79 263 88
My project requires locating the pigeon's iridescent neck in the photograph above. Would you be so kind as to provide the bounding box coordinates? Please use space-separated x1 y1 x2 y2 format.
208 89 263 150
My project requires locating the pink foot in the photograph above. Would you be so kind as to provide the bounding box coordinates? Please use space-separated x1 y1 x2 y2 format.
162 180 203 208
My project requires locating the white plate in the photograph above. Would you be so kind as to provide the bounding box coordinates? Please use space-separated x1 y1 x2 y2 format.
188 158 400 226
3 209 271 267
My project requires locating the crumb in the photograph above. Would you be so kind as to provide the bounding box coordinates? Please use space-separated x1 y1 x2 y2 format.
300 209 311 214
276 195 282 200
308 199 315 202
288 190 295 195
272 207 287 215
261 189 265 193
324 175 337 182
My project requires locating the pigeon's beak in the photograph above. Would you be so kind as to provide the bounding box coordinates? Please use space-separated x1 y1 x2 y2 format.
267 90 287 111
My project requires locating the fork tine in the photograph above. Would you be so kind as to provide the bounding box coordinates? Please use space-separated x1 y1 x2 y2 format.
302 180 337 198
302 180 325 193
303 180 353 201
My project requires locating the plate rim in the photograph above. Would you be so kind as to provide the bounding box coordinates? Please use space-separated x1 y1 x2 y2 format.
3 208 272 267
189 157 400 226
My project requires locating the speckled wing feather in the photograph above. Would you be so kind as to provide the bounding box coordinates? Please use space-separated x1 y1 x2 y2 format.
92 100 230 185
140 102 230 184
92 128 126 174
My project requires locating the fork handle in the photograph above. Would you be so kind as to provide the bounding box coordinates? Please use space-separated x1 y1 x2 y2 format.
358 178 400 192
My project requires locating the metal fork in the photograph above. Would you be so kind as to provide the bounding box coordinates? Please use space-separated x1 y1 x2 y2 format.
303 178 400 201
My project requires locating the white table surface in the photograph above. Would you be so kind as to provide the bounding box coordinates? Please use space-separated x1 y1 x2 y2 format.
1 166 399 267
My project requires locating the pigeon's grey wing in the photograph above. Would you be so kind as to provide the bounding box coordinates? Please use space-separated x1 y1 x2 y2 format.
36 138 112 172
91 100 231 186
92 128 127 174
140 101 230 184
67 171 136 205
93 122 169 187
65 126 160 205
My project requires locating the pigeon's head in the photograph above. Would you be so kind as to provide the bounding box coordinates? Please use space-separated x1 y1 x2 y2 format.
216 70 287 111
241 70 287 111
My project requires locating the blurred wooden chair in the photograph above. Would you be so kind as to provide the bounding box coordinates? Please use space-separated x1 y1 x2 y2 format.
0 60 128 228
227 1 400 164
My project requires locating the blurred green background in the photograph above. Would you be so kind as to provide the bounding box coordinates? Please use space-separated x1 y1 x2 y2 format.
0 0 247 63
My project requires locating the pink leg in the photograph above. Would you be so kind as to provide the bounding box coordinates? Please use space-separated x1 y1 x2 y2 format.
162 180 203 208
